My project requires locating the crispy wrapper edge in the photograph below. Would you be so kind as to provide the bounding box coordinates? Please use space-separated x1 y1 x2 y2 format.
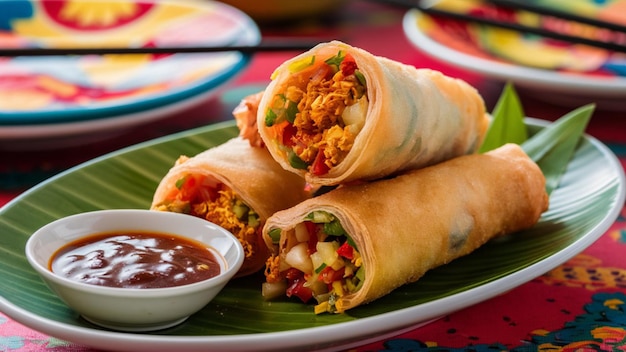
151 137 310 277
262 143 549 311
257 40 490 186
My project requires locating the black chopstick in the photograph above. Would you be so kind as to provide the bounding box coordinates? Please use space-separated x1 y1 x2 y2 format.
372 0 626 53
0 41 318 57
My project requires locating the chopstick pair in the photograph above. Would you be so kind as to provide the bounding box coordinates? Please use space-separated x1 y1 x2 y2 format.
0 40 318 57
376 0 626 53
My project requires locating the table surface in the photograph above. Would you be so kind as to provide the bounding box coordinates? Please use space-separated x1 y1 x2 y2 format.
2 1 626 351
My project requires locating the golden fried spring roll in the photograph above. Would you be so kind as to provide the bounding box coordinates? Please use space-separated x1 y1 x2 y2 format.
257 40 490 186
151 137 310 277
262 143 549 313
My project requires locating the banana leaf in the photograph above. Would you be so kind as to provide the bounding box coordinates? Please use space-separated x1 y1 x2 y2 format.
479 82 527 153
480 83 593 195
521 104 594 194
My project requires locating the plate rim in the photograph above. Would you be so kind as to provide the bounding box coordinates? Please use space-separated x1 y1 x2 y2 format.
0 0 260 125
1 118 624 351
0 82 222 150
402 9 626 97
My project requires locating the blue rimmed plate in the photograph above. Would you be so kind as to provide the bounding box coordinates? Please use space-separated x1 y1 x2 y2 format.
0 0 259 143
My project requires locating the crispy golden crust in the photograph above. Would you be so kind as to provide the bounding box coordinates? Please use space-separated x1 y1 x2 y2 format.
263 143 549 311
257 41 490 186
152 137 310 277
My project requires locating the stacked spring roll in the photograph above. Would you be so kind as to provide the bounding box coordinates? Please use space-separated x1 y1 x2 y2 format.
262 143 549 313
256 40 490 186
151 137 310 277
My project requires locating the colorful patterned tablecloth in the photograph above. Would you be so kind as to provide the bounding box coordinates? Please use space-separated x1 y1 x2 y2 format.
2 1 626 351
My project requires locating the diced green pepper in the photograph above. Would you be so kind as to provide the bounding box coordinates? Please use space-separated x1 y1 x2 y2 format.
355 70 366 86
232 202 249 220
346 276 357 292
175 176 187 190
305 211 335 223
248 212 260 228
346 236 358 249
268 228 282 244
285 100 299 123
288 150 309 169
324 219 346 236
265 108 278 127
325 50 345 67
315 263 327 274
354 267 365 291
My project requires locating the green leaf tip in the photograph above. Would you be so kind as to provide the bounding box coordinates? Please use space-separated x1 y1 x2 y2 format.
479 82 594 195
522 103 595 195
479 82 527 153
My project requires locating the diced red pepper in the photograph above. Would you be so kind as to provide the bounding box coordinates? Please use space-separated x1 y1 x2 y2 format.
286 277 313 303
336 242 354 260
280 122 297 147
318 266 345 285
181 176 195 190
311 148 330 176
312 63 334 82
340 53 357 76
178 176 207 202
283 267 303 281
305 221 319 253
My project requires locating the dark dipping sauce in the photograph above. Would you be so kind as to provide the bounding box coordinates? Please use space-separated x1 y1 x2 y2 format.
49 231 222 289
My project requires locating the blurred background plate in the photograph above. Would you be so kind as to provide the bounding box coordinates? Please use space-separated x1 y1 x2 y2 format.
0 0 260 141
219 0 348 23
402 6 626 110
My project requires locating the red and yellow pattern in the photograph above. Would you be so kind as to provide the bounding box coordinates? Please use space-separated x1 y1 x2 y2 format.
0 0 255 115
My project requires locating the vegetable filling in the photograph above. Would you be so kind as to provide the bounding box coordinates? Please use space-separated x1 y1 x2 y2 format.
153 173 260 259
264 50 369 176
263 211 364 314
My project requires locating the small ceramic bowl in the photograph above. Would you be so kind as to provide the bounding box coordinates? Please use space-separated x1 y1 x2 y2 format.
25 209 244 332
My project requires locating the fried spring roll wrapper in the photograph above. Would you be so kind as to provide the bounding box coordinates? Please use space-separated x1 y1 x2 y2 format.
263 143 549 312
151 137 310 277
257 40 490 186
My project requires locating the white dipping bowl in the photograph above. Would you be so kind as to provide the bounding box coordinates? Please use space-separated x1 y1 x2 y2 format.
25 209 244 332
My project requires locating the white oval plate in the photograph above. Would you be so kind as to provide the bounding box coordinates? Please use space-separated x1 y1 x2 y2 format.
0 119 624 351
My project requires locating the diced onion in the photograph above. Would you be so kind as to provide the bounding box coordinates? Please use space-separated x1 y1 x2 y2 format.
278 256 292 272
305 278 327 296
341 96 367 131
294 222 310 242
316 241 339 267
331 257 345 271
285 242 314 273
310 251 325 274
262 281 288 300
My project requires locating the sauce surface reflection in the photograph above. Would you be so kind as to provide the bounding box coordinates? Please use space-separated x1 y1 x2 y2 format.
49 232 221 288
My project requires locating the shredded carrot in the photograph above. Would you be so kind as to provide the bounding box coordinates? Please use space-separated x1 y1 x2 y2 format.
194 188 256 259
264 256 282 283
289 69 362 166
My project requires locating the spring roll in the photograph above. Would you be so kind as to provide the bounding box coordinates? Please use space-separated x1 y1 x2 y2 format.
257 40 490 186
233 91 265 148
262 143 549 313
151 137 310 277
